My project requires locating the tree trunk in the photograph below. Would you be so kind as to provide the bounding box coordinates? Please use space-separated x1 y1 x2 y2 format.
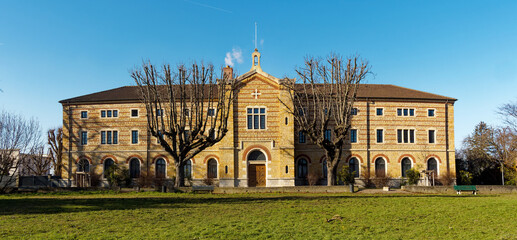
327 163 338 186
174 162 183 188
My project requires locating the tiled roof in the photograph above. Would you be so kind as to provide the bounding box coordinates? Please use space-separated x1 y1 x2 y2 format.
59 84 456 104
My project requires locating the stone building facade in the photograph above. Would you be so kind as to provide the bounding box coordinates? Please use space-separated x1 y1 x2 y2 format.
60 49 456 187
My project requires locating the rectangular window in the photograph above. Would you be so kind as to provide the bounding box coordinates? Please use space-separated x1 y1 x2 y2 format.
184 108 190 116
247 107 266 129
429 130 435 143
113 110 118 117
376 129 383 143
101 110 106 118
376 108 383 116
107 131 112 144
428 109 435 117
325 129 332 141
132 130 138 144
398 129 415 144
156 109 163 116
113 131 118 144
81 131 87 145
131 109 139 117
81 111 88 119
351 108 358 115
107 110 112 118
398 108 415 117
350 129 357 143
101 131 106 144
298 108 305 116
208 108 215 117
299 131 306 143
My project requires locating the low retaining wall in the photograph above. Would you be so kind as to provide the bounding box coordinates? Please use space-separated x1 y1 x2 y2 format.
178 185 357 194
402 185 517 194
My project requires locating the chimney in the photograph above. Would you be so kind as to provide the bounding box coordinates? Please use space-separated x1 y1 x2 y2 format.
223 65 233 80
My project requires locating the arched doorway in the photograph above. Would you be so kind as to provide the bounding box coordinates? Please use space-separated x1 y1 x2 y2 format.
103 158 115 178
401 157 412 177
129 158 141 178
427 158 438 177
375 157 386 178
247 150 266 187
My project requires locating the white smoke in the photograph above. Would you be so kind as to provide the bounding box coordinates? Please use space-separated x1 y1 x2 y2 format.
224 47 243 66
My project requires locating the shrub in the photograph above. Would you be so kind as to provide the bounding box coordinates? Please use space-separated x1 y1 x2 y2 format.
360 166 374 188
439 171 456 186
137 171 155 188
203 177 214 186
458 170 473 185
105 165 131 188
503 167 517 185
337 166 355 185
406 168 420 185
307 172 321 186
373 175 391 188
89 170 102 187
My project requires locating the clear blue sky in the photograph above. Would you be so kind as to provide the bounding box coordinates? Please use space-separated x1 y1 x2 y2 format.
1 0 516 148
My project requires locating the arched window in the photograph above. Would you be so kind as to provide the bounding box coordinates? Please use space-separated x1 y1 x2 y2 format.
103 158 115 178
183 159 192 179
207 159 217 178
77 159 90 173
349 158 359 178
322 160 328 179
297 158 308 178
375 158 386 178
427 158 438 175
156 158 166 179
129 158 140 178
401 157 412 177
248 150 266 161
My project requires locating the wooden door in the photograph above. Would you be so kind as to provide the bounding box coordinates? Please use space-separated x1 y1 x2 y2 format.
248 164 266 187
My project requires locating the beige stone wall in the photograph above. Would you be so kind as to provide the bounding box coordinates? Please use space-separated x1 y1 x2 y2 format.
61 75 455 187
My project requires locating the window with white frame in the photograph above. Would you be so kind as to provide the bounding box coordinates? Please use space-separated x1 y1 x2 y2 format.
101 130 118 144
376 129 384 143
101 110 118 118
299 131 306 143
80 111 88 119
131 130 138 144
80 131 87 145
247 107 266 129
376 108 383 116
131 109 139 117
351 108 358 115
397 129 415 143
428 109 435 117
207 108 215 117
428 130 436 144
350 129 357 143
397 108 415 116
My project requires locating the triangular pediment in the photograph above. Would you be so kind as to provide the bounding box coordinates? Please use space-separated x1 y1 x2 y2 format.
236 69 281 90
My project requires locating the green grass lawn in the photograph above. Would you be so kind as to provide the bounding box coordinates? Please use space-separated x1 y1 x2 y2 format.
1 191 516 239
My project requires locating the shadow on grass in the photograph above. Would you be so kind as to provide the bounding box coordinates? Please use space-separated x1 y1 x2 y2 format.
0 192 489 216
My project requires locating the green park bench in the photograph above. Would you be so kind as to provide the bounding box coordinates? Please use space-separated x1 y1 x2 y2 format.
453 185 478 195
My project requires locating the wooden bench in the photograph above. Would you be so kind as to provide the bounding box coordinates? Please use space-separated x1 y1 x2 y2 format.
191 185 214 193
454 185 478 195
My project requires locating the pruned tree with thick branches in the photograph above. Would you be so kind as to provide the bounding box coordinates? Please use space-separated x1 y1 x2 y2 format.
48 127 64 177
132 62 236 188
281 55 371 185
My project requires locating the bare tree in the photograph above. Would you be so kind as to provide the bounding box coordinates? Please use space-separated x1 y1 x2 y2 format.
490 126 517 185
281 55 371 185
0 110 42 192
499 101 517 130
20 146 52 176
48 127 64 177
132 62 236 188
